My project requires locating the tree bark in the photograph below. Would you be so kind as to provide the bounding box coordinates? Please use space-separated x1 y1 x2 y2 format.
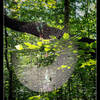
4 30 16 100
63 0 70 33
4 15 65 39
9 53 16 100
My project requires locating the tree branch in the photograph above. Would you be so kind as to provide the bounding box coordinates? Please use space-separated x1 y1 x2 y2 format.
4 15 65 39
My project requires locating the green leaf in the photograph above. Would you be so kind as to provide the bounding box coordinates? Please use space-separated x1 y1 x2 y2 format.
57 65 71 70
24 42 32 47
73 50 78 54
89 49 95 52
44 45 51 48
81 30 87 33
28 95 41 100
44 97 49 100
15 44 23 50
29 45 39 49
63 33 70 40
44 48 51 52
49 35 57 39
90 41 96 48
80 59 96 68
43 39 50 44
79 42 89 49
28 96 34 100
24 42 39 49
78 50 85 55
57 65 67 70
68 45 72 48
67 66 71 69
55 53 60 56
59 19 63 23
37 41 42 47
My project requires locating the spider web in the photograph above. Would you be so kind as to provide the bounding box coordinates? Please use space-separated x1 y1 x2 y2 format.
12 40 78 92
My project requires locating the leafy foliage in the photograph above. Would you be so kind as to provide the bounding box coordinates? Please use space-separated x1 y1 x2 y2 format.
4 0 96 100
15 33 71 67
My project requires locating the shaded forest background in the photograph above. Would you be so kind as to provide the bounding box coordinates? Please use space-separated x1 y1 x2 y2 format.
4 0 96 100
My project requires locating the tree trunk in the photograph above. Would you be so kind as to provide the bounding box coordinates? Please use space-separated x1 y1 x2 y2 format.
8 53 16 100
63 0 70 33
78 72 88 100
56 0 70 99
4 30 16 100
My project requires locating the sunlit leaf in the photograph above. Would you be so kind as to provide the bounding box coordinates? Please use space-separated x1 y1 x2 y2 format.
44 48 51 52
29 45 39 49
91 68 95 70
49 35 57 39
67 66 71 69
57 65 71 70
24 42 39 49
73 50 78 54
28 95 41 100
59 19 63 23
24 42 32 47
68 45 72 48
63 33 70 40
52 6 56 8
44 45 51 48
43 39 50 44
55 53 60 56
80 59 96 68
37 41 43 47
15 44 23 50
28 96 34 100
57 65 67 70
